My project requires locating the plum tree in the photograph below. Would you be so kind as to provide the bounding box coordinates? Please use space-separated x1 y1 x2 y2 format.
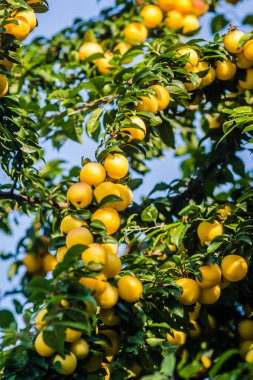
0 0 253 379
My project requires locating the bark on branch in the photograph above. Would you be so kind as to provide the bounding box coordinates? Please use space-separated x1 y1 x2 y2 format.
0 191 68 209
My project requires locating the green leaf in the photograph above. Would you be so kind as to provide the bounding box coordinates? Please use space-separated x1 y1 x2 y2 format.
170 302 184 318
236 234 252 245
170 224 188 247
48 89 70 100
84 29 97 42
40 160 66 178
150 322 171 330
19 142 40 154
53 245 86 277
243 124 253 133
13 299 23 315
237 191 253 203
86 108 103 138
211 15 229 33
161 353 176 376
49 236 66 251
146 338 165 347
149 115 162 127
209 349 240 379
90 220 107 233
141 205 158 222
127 178 143 190
62 117 83 143
158 122 175 148
99 194 122 208
70 210 92 221
43 326 66 356
243 15 253 25
0 310 16 328
81 77 105 93
8 262 18 280
238 34 253 49
231 156 245 177
234 106 252 114
207 241 223 253
26 278 51 293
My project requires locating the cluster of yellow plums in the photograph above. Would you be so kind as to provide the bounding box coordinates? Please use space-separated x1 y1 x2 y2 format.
28 169 250 376
176 28 253 94
76 0 253 120
238 318 253 363
33 158 144 376
34 295 146 377
0 8 37 98
23 236 57 278
166 210 249 347
169 29 253 94
78 0 208 74
157 0 209 34
166 305 214 346
79 31 171 134
223 28 253 90
78 30 253 118
132 0 208 37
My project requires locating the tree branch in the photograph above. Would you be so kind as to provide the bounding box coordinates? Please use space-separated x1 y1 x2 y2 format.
44 95 118 120
170 139 237 214
0 191 68 209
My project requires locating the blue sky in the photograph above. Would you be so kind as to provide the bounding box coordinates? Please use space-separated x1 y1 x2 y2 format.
0 0 251 314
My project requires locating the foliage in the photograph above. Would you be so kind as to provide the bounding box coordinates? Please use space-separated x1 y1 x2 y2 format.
0 0 253 379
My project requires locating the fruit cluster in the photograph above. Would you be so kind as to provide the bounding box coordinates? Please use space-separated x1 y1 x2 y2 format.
79 0 209 74
32 168 252 374
175 28 253 93
23 236 57 278
173 305 253 369
158 0 208 34
0 8 37 98
165 216 249 358
153 33 253 105
238 318 253 363
223 28 253 89
79 33 171 134
33 158 144 376
78 7 253 106
72 29 172 136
